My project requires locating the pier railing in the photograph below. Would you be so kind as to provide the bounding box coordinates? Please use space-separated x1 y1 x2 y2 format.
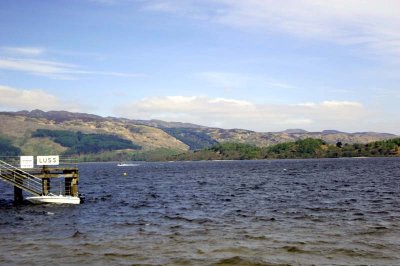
0 159 42 196
0 156 78 169
0 156 79 200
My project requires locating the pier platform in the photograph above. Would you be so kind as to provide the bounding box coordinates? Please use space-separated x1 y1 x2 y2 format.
0 156 79 203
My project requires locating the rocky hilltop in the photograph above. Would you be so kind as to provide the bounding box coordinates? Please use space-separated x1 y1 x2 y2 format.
0 110 396 158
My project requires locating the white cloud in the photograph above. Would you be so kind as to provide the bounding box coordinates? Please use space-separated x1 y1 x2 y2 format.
0 85 82 112
195 71 296 92
320 100 363 108
209 97 252 107
114 95 375 132
196 72 243 89
279 118 313 126
0 85 59 111
141 0 217 20
1 46 44 56
0 58 77 79
143 1 182 12
298 100 363 109
0 46 146 79
0 58 145 79
142 0 400 57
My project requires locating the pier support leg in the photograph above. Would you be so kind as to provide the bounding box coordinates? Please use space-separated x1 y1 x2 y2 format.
14 186 23 203
71 178 78 197
65 177 79 197
42 178 50 195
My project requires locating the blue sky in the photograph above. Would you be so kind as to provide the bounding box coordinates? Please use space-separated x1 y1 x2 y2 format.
1 0 400 133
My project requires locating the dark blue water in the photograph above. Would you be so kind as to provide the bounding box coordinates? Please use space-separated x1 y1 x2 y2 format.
1 158 400 265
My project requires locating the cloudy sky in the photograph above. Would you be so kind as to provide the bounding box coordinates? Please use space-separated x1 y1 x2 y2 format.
1 0 399 133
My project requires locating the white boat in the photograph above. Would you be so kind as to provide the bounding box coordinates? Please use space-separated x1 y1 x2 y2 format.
117 163 139 167
26 193 80 204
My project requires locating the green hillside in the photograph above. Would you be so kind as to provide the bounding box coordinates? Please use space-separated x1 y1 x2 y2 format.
32 129 141 155
0 136 21 156
169 138 400 161
0 110 398 161
162 127 218 150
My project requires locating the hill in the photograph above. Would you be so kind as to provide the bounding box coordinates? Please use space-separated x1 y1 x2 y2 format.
169 138 400 161
0 110 397 160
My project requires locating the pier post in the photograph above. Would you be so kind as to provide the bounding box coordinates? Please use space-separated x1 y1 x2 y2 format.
69 169 79 197
14 186 23 203
42 178 50 195
64 169 79 196
41 166 50 195
0 157 80 202
71 177 78 197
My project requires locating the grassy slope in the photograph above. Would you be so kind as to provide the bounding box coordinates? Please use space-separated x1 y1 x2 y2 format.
0 112 397 159
0 114 189 155
21 137 68 155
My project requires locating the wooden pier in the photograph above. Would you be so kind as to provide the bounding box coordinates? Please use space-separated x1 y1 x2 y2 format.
0 156 79 203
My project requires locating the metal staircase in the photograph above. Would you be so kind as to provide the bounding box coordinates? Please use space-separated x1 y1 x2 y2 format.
0 159 42 196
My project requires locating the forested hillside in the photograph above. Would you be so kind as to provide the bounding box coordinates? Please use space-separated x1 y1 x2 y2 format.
0 136 21 156
0 110 398 161
169 138 400 161
32 129 141 155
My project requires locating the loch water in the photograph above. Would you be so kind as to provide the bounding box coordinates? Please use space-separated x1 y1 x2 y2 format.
1 158 400 265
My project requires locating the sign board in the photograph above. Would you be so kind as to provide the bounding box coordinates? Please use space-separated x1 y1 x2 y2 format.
20 156 34 169
37 155 59 166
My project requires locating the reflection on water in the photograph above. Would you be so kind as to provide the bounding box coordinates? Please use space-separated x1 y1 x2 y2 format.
1 158 400 265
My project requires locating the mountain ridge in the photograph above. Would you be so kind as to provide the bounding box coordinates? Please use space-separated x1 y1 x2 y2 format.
0 110 397 158
3 109 396 135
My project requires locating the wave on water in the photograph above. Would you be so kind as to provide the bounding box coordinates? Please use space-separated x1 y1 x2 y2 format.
1 158 400 265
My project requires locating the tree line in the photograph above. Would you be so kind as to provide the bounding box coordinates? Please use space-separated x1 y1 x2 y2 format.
1 130 399 161
0 136 21 156
32 129 141 155
162 128 218 150
168 138 400 161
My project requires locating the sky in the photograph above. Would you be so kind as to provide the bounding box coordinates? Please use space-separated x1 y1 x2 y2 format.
1 0 400 134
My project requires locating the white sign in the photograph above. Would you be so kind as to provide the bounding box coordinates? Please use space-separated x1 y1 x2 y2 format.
37 155 59 166
20 156 34 169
